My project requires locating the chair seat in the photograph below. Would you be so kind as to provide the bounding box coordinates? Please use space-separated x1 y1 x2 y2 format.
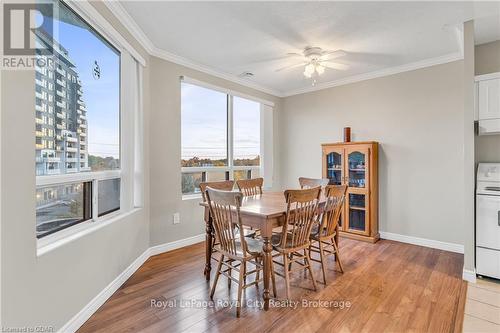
240 227 257 238
310 223 336 241
235 237 264 256
271 232 306 251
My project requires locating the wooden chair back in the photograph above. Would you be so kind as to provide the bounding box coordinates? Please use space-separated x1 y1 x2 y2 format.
236 178 263 196
280 187 321 249
299 177 330 189
205 188 247 258
320 185 347 237
199 180 235 202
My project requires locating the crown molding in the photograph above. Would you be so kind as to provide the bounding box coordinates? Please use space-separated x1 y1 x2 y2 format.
149 47 284 97
103 1 465 99
102 0 284 98
103 0 156 55
282 52 464 97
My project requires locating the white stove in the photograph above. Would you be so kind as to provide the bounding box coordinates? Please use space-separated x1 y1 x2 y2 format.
476 163 500 279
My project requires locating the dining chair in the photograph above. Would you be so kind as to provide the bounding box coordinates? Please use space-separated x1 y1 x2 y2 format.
200 180 236 265
200 180 234 202
309 185 347 284
200 181 255 266
299 177 330 189
236 177 264 196
271 187 321 299
205 187 275 317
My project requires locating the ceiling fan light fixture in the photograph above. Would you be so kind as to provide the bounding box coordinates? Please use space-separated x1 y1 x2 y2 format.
304 63 315 77
316 64 325 75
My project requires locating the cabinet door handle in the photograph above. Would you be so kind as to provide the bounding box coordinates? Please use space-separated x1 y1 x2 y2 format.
498 211 500 226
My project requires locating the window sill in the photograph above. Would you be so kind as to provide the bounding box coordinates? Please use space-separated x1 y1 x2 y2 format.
37 208 143 257
182 193 202 201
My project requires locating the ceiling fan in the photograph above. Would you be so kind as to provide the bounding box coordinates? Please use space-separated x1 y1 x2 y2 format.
275 46 349 83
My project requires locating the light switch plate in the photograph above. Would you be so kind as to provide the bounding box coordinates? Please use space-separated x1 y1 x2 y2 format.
173 212 180 224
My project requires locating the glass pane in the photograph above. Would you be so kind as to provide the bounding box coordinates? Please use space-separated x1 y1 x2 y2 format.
206 171 228 182
251 168 260 179
233 170 251 181
35 0 120 176
182 172 203 195
36 182 91 238
233 97 260 166
349 194 365 208
348 152 366 188
349 210 366 232
326 152 342 185
181 83 227 167
98 178 120 216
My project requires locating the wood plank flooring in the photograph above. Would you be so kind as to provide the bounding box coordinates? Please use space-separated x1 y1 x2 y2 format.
78 239 466 333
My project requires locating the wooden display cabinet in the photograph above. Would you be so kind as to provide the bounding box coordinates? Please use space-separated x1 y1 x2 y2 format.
322 141 379 243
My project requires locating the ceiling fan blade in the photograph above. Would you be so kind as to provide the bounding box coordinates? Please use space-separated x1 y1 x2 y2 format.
286 52 303 57
321 50 347 60
275 62 307 72
321 61 349 70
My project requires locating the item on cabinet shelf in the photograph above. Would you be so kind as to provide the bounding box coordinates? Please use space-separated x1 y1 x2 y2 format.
343 127 351 142
321 141 379 243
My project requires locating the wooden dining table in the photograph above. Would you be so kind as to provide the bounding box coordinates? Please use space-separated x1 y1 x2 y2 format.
200 191 336 311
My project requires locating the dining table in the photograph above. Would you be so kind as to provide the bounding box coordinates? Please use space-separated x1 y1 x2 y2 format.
200 191 337 311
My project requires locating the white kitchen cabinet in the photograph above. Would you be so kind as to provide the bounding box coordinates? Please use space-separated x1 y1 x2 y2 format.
476 73 500 135
479 78 500 120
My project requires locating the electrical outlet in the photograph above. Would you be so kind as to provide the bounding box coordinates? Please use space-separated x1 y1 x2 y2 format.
173 212 180 224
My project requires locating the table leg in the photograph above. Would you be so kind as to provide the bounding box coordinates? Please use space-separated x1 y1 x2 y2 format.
334 225 339 261
262 235 272 310
204 216 213 281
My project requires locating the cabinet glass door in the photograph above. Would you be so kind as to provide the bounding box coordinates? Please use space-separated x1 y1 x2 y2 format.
326 151 343 185
347 148 368 188
346 192 369 234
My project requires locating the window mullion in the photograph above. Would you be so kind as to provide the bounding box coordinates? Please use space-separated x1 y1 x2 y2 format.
227 94 234 177
92 179 99 221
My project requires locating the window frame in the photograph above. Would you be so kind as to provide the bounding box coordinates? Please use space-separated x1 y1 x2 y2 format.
35 0 144 250
180 77 270 198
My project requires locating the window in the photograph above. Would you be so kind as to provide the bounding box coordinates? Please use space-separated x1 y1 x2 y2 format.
233 96 260 166
181 83 227 167
181 81 262 195
35 0 121 238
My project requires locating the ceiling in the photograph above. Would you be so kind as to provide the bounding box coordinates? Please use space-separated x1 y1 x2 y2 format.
117 1 500 96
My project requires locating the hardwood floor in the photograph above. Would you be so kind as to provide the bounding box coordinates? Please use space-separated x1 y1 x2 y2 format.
78 239 466 333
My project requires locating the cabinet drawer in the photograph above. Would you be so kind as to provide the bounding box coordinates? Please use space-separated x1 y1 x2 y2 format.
477 247 500 279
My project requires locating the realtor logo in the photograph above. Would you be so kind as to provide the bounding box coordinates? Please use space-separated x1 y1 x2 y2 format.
3 3 53 55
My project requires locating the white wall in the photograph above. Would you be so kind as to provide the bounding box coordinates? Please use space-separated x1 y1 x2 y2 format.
0 2 151 329
280 61 465 246
463 21 475 272
148 56 282 246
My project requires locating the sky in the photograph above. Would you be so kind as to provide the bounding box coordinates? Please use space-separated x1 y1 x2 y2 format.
43 1 120 159
181 83 260 161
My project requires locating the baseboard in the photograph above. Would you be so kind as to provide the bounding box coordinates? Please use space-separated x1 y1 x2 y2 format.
149 233 205 257
59 233 205 332
463 268 477 283
59 248 150 333
379 231 464 254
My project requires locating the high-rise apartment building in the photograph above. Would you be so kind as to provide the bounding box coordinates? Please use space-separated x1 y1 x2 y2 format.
35 29 90 176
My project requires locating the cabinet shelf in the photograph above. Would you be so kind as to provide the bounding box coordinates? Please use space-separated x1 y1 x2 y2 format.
349 206 366 211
